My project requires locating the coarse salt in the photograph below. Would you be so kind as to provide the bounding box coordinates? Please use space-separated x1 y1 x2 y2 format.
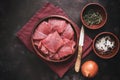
95 36 115 53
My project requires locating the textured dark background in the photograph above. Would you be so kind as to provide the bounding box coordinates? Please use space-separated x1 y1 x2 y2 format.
0 0 120 80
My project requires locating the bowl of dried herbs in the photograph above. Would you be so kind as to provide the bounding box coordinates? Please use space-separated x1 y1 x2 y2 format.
81 3 107 29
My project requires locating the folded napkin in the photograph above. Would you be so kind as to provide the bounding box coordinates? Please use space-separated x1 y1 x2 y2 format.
16 3 92 78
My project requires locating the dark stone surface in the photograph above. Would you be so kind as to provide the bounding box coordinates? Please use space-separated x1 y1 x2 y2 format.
0 0 120 80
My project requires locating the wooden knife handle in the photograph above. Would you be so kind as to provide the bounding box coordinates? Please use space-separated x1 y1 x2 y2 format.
75 46 82 72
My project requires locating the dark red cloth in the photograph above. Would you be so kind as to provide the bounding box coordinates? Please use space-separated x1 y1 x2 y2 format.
16 3 92 78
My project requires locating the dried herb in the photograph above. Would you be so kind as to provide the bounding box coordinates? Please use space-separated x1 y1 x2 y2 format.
83 9 102 26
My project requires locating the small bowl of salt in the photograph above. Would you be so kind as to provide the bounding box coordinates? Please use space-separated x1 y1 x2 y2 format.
93 32 119 59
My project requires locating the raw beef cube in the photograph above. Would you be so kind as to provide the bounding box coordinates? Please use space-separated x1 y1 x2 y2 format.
61 23 74 40
57 40 76 59
33 31 47 40
38 41 42 49
37 21 52 35
49 53 55 58
48 19 67 33
41 31 64 53
62 38 70 44
51 54 60 60
34 40 40 46
33 21 52 40
40 45 49 55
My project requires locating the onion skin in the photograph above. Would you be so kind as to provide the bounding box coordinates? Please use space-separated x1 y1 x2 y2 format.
81 60 98 78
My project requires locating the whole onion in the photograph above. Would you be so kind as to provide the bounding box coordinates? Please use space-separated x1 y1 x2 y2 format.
81 60 98 78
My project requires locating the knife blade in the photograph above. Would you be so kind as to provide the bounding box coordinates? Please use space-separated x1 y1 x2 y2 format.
75 25 85 72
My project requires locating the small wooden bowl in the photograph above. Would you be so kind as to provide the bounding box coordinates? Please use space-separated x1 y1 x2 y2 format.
31 15 79 62
93 32 119 59
80 3 107 29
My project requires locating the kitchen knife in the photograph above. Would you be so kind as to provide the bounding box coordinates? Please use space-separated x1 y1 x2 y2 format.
75 25 85 72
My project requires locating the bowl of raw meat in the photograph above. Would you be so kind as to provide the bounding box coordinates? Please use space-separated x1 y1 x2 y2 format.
31 15 78 62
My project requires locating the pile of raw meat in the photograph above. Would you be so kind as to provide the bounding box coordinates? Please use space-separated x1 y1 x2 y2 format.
32 18 76 60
